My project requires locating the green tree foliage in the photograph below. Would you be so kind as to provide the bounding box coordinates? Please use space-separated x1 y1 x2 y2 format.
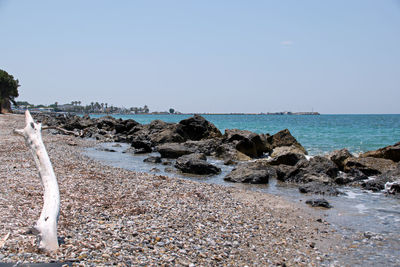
0 69 20 113
169 108 175 114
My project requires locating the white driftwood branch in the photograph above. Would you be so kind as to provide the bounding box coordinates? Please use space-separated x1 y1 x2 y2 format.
14 110 60 252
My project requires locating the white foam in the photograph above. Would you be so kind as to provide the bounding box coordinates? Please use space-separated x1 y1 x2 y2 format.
355 203 368 214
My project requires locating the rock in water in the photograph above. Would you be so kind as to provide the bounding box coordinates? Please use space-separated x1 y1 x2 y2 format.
267 129 307 154
156 143 194 158
224 164 277 184
175 153 221 175
269 146 307 166
305 198 332 208
361 142 400 162
179 114 222 140
299 182 342 196
344 157 397 176
330 148 352 171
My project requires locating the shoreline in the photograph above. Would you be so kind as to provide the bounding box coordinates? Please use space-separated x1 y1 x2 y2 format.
0 113 342 265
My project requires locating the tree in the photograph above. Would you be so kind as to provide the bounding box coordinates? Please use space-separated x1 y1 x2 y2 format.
169 108 175 114
143 105 149 113
0 69 20 113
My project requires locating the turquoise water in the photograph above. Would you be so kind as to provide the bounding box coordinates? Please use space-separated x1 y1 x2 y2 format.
90 114 400 155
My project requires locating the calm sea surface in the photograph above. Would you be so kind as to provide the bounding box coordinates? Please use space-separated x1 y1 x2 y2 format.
87 113 400 266
91 114 400 155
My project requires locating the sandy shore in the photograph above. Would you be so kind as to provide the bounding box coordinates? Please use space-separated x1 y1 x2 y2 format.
0 114 342 266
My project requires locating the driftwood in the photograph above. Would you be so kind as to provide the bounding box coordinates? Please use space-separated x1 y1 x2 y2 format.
42 126 85 137
14 110 60 252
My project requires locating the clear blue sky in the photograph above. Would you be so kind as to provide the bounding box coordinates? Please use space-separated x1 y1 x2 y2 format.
1 0 399 114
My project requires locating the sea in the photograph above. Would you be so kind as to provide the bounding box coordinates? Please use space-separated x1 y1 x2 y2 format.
85 114 400 266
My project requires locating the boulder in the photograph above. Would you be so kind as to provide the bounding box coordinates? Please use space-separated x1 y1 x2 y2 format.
224 164 277 184
181 139 222 156
269 146 307 166
299 182 342 196
334 169 368 185
305 198 332 208
360 142 400 162
215 144 252 162
361 163 400 192
175 153 221 175
344 157 397 176
224 129 270 157
330 149 352 171
385 181 400 195
157 143 194 158
143 156 162 164
267 129 307 154
179 115 222 141
131 139 152 153
276 156 338 183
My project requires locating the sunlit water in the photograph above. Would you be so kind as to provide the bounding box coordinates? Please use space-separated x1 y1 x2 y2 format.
85 114 400 266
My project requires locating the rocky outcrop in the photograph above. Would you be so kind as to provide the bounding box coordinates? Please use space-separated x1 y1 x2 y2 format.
329 149 352 171
179 115 222 140
223 129 270 158
305 198 332 208
299 182 342 196
143 156 162 164
156 143 195 158
360 142 400 162
269 146 307 166
361 163 400 192
224 164 277 184
267 129 307 154
344 157 397 176
175 153 221 175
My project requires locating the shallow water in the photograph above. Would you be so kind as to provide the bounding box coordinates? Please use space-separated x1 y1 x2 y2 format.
85 142 400 266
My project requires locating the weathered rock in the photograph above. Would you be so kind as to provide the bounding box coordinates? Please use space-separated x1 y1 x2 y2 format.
330 149 352 171
299 182 342 196
182 139 222 156
215 144 252 162
224 164 277 184
334 169 368 185
306 156 339 178
385 181 400 195
224 129 270 157
361 142 400 162
361 163 400 192
156 143 195 158
305 198 332 208
267 129 307 154
175 153 221 175
269 146 307 166
344 157 397 176
131 139 152 153
179 115 222 140
143 156 162 164
276 156 338 183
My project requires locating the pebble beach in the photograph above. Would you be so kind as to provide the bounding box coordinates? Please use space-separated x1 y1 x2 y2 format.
0 113 343 266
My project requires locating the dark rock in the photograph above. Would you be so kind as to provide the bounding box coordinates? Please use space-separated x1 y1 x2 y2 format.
164 167 176 173
143 156 162 164
276 164 299 181
344 157 397 176
150 168 161 173
334 169 368 185
361 142 400 162
215 143 252 162
175 153 221 175
96 116 118 131
305 198 332 208
131 140 152 153
330 149 352 171
269 146 307 166
362 163 400 192
224 164 277 184
267 129 307 154
97 148 116 152
306 156 339 178
385 181 400 195
182 139 222 156
224 129 270 157
179 115 222 141
299 182 342 196
156 143 195 158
